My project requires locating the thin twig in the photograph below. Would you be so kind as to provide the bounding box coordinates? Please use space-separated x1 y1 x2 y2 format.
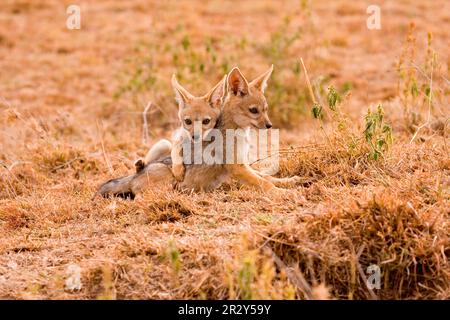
142 101 152 146
299 57 332 145
0 161 27 197
7 161 33 171
265 245 313 299
355 244 378 300
406 62 449 86
300 58 317 105
410 58 434 144
96 120 113 174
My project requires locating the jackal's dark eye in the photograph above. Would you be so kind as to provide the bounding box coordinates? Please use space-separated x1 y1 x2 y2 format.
184 119 192 125
249 107 259 114
202 118 211 125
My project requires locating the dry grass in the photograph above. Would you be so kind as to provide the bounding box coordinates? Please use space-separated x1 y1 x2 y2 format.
0 0 449 299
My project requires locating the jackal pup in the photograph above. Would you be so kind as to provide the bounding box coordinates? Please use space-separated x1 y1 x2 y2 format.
169 74 226 181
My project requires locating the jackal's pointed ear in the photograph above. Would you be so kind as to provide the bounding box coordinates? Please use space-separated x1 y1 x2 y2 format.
206 75 227 109
227 67 249 96
171 74 194 109
249 64 273 93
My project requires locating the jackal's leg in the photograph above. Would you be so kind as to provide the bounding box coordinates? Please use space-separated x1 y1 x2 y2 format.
227 164 282 193
130 163 176 195
170 140 185 182
97 162 175 199
144 139 172 164
254 170 301 188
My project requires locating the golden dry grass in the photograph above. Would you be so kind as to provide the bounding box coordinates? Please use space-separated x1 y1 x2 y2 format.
0 0 449 299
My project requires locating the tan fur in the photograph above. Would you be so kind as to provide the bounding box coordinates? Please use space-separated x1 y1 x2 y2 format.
169 75 225 181
144 139 172 164
176 66 299 193
220 66 300 192
222 65 273 130
97 66 300 198
134 139 171 173
130 162 175 194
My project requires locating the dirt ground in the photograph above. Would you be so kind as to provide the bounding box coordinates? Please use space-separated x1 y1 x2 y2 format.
0 0 448 299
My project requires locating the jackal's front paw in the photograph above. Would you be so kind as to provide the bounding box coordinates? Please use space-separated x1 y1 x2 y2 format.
272 186 288 195
263 185 286 196
172 165 185 182
289 175 303 185
271 187 300 200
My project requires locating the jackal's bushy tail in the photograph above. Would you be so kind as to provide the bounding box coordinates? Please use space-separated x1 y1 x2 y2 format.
96 159 174 200
95 139 173 200
96 174 136 199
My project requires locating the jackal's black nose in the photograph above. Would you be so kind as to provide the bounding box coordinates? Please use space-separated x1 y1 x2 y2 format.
265 123 273 129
